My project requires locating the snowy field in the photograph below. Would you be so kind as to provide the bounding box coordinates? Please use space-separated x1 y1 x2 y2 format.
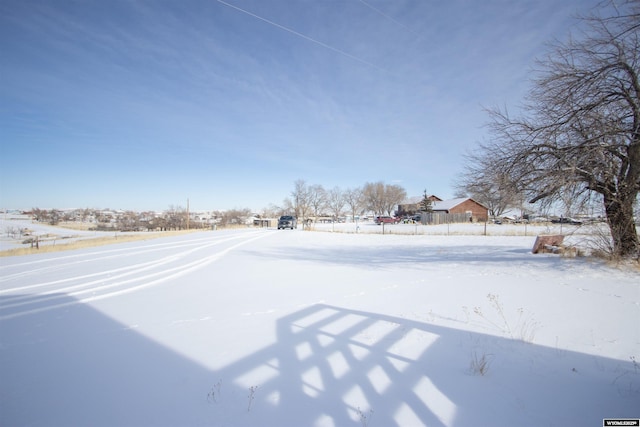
0 227 638 426
0 215 148 252
0 213 613 252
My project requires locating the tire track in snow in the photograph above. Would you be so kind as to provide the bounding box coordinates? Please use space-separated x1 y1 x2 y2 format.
0 233 256 295
0 233 244 283
0 231 271 320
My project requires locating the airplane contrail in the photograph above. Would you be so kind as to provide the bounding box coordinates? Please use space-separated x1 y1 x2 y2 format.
216 0 384 71
358 0 419 37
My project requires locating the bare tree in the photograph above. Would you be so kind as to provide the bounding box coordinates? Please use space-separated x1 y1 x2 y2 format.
117 210 140 231
4 226 21 239
477 1 640 257
307 184 327 221
290 179 311 226
48 209 61 225
280 198 295 215
363 182 407 216
165 205 187 230
326 186 346 220
261 203 285 219
344 186 365 221
220 208 252 226
32 208 46 223
455 152 518 217
383 184 407 216
363 182 387 215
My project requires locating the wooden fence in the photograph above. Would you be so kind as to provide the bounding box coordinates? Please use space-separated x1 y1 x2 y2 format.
420 212 472 225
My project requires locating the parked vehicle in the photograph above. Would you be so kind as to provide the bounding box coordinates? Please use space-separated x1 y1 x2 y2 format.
374 216 399 225
277 215 297 230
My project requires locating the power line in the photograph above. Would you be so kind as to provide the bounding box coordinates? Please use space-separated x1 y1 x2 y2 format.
215 0 384 71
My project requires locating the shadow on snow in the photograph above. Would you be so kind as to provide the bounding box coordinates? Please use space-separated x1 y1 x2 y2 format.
243 243 579 271
1 296 637 426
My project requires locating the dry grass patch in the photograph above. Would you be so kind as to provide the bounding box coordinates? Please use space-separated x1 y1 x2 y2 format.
57 221 95 231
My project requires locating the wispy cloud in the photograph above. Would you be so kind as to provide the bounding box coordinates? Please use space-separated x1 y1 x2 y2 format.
216 0 385 71
0 0 604 210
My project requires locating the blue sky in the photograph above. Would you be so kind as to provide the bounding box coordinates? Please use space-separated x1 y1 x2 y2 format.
1 0 604 212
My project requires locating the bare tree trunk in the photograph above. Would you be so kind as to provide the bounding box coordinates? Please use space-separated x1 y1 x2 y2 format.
604 192 639 257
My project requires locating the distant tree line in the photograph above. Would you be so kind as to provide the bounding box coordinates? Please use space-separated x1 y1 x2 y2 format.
28 205 266 232
271 179 408 227
27 180 412 234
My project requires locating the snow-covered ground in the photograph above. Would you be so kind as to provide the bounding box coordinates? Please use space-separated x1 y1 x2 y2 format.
0 213 611 252
0 228 638 426
0 214 136 251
